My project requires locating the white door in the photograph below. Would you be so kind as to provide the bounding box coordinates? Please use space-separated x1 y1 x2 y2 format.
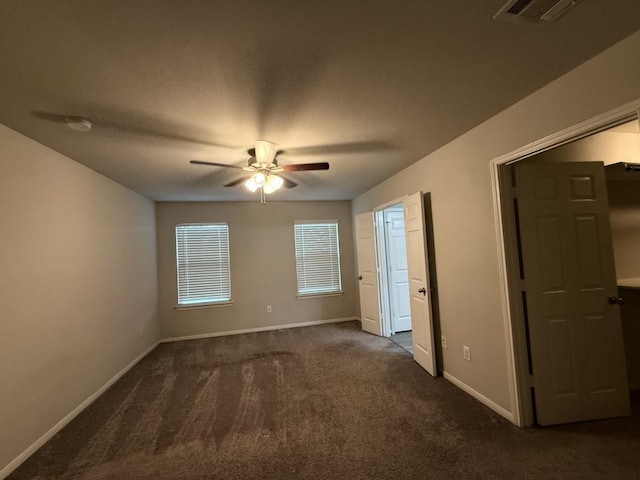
403 192 437 376
384 209 412 333
356 211 382 336
515 161 630 425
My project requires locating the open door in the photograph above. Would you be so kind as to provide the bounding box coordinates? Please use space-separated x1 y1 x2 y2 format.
403 192 437 376
384 208 412 333
356 211 382 336
515 161 630 425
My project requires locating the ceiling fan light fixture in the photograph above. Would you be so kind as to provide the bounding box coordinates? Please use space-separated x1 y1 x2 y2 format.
244 177 260 192
270 174 284 190
253 172 266 186
263 175 284 195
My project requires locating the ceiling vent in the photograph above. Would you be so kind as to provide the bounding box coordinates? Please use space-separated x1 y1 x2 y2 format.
494 0 583 25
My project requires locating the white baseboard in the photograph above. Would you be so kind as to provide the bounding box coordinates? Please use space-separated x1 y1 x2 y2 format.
160 317 360 343
0 341 159 480
442 371 514 424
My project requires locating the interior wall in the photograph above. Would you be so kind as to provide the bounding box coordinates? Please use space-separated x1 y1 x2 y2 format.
156 201 358 339
0 125 159 474
352 30 640 416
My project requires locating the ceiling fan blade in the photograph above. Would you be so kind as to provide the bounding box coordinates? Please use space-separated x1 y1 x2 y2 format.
282 162 330 172
32 111 241 149
224 177 250 187
190 160 244 169
31 110 85 124
281 176 298 188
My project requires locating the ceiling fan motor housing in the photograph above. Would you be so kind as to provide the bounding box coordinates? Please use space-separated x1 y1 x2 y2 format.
255 140 278 165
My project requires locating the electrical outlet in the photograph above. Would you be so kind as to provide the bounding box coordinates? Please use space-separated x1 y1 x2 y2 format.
463 345 471 362
266 305 272 313
138 326 144 337
441 335 448 349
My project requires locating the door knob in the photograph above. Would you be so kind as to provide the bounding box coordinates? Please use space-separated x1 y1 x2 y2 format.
357 275 363 280
418 287 427 295
608 296 624 305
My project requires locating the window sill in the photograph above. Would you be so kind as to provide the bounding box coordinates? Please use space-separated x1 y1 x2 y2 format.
175 301 233 311
296 291 344 300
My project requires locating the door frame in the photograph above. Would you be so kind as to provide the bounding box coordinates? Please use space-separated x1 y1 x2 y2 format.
490 100 640 427
373 201 404 337
374 200 408 337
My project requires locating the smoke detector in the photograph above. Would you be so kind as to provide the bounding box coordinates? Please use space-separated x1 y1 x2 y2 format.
494 0 583 25
66 117 93 132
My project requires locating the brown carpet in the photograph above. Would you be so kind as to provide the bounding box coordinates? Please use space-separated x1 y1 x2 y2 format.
8 321 640 479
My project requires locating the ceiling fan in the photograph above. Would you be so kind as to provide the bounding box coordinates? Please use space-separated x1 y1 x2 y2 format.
190 140 329 203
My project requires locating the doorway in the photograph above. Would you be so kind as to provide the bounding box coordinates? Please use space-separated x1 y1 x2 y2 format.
375 203 413 353
355 192 438 376
496 115 640 426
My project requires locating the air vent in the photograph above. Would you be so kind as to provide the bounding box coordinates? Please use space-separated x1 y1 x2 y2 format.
494 0 583 25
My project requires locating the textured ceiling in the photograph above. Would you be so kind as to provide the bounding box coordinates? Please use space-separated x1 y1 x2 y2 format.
1 0 640 201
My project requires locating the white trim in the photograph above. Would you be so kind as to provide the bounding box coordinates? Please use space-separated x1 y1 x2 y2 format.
443 371 514 423
160 317 360 343
490 161 522 427
372 195 410 339
491 100 640 167
374 208 392 337
296 291 344 299
489 98 640 427
294 219 339 225
175 301 233 310
0 341 159 480
373 195 408 212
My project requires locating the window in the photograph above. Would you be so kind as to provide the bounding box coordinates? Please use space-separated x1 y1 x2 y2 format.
294 221 342 296
175 223 231 306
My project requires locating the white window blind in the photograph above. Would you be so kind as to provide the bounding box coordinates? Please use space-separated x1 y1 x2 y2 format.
175 223 231 305
294 221 342 296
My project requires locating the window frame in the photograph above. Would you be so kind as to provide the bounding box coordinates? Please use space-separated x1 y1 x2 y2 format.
293 220 343 298
175 222 233 309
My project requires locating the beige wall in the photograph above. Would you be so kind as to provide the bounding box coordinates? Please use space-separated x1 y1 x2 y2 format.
0 125 159 473
156 201 358 338
352 31 640 414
